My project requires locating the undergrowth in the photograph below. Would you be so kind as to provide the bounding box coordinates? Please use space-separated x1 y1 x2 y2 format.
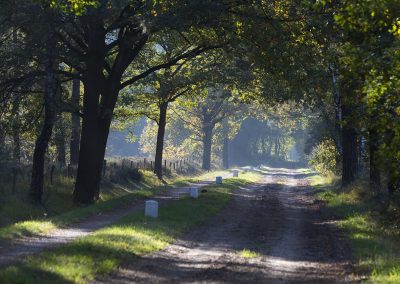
313 175 400 283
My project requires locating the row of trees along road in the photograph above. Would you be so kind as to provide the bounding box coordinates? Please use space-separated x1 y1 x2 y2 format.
0 0 399 204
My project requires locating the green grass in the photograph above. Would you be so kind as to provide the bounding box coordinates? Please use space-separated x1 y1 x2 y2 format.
238 249 260 259
0 170 259 242
172 169 230 184
0 188 155 241
314 175 400 283
0 177 256 284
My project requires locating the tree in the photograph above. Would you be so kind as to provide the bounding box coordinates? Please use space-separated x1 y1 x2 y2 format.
53 1 231 203
117 37 216 179
29 8 58 203
70 78 81 166
176 88 243 170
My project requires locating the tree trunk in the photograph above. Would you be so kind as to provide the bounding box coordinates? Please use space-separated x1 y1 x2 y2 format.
369 127 380 191
73 115 110 203
222 136 229 169
331 65 342 154
29 22 56 203
70 78 80 165
54 114 66 166
388 175 398 194
73 79 115 203
12 97 21 162
202 124 213 171
73 22 116 204
154 103 168 179
341 101 358 186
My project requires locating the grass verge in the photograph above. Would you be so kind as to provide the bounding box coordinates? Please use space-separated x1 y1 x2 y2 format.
313 175 400 283
0 169 235 241
0 176 256 284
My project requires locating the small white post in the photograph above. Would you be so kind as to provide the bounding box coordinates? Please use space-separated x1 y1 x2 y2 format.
145 200 158 218
232 170 239 177
216 176 223 184
190 187 198 198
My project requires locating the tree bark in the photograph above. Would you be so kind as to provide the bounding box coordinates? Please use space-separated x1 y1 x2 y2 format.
70 78 80 165
73 15 149 203
12 96 21 162
341 101 358 186
54 114 66 166
73 20 113 204
29 21 57 203
222 136 229 169
369 127 380 191
202 124 213 171
73 115 110 203
154 102 168 179
73 77 115 203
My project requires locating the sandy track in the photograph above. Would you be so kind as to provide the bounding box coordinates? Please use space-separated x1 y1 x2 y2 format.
96 168 358 283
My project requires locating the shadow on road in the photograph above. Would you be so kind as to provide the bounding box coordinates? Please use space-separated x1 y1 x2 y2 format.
96 166 356 284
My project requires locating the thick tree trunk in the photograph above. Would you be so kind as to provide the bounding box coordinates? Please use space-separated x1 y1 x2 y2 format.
55 115 66 166
73 116 110 203
331 66 342 154
222 136 229 169
70 78 80 165
202 125 213 171
73 23 115 204
12 129 21 162
29 22 56 203
341 127 358 186
388 175 398 194
341 100 358 186
12 97 21 162
154 103 168 179
73 78 115 203
369 127 380 191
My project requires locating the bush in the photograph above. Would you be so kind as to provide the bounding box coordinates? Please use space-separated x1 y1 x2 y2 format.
308 139 340 176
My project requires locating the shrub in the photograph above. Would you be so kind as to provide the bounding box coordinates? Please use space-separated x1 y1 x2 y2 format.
308 139 340 176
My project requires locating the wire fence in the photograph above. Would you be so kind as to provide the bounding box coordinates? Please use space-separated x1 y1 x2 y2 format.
0 157 198 193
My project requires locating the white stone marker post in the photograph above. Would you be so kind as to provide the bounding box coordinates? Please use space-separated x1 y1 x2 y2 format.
145 200 158 218
190 187 199 198
232 170 239 177
216 176 223 184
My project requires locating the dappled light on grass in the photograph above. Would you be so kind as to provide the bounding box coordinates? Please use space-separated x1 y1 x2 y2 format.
0 220 56 240
0 170 231 242
0 178 254 283
316 177 400 283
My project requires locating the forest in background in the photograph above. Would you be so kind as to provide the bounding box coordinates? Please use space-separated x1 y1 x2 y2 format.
0 0 398 220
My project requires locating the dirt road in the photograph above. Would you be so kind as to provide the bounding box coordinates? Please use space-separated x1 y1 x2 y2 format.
96 168 357 283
